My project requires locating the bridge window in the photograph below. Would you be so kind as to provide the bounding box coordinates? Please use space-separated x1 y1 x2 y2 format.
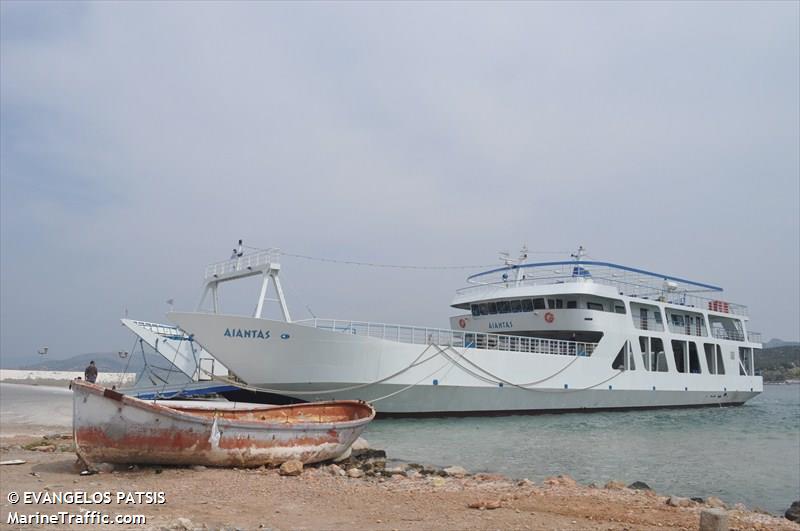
640 337 669 372
533 298 546 310
653 338 667 371
510 300 522 313
739 347 753 376
689 342 701 373
704 343 725 374
522 299 533 312
471 305 479 316
672 340 687 373
587 302 604 311
613 341 636 370
614 305 626 314
479 303 488 316
566 300 577 309
498 301 511 313
488 302 498 314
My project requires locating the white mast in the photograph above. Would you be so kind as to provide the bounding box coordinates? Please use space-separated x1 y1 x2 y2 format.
499 245 529 285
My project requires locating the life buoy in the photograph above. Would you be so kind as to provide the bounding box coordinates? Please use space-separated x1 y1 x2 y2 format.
458 318 467 329
544 312 555 324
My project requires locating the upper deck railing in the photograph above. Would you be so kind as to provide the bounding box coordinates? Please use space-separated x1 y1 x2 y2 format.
129 320 187 340
457 262 748 316
204 249 280 280
667 323 708 338
294 318 598 357
631 317 665 332
712 329 746 342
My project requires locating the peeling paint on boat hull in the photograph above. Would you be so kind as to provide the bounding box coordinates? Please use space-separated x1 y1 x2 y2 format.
72 381 374 467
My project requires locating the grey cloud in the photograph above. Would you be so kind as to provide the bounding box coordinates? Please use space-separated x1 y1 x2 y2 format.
1 2 797 365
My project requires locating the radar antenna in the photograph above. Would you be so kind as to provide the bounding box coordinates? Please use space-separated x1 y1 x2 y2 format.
499 245 529 284
37 347 48 356
570 245 587 261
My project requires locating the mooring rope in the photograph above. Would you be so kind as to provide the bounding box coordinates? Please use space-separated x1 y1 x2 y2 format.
435 345 624 393
197 341 624 403
198 343 442 396
438 345 581 387
368 361 452 404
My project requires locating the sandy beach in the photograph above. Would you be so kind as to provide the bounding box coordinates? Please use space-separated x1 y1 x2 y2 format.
1 427 797 531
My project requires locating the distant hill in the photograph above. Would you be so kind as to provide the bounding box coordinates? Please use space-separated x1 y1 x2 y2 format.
756 345 800 382
15 350 192 387
763 338 800 349
21 351 147 373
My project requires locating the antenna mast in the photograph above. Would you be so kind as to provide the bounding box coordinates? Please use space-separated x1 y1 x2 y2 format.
570 245 587 261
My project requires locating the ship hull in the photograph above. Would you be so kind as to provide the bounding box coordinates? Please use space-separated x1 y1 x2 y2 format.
168 312 763 415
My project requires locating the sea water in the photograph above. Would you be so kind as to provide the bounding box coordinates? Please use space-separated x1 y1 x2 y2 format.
1 382 797 514
364 384 800 515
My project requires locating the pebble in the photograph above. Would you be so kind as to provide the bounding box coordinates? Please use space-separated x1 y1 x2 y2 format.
442 466 467 478
328 464 346 477
667 496 692 507
699 508 728 531
347 468 364 479
166 517 194 530
279 460 303 477
627 481 652 491
30 445 56 452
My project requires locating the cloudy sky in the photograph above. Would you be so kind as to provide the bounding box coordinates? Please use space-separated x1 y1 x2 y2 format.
1 1 798 367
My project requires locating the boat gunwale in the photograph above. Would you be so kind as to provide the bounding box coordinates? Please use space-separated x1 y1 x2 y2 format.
72 380 376 431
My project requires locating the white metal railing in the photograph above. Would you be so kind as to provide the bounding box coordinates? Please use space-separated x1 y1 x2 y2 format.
132 320 186 338
747 331 762 343
667 323 707 338
457 274 748 316
204 249 280 280
294 318 598 357
712 329 746 342
631 318 665 332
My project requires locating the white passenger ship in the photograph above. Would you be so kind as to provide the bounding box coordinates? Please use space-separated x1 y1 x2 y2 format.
168 247 763 416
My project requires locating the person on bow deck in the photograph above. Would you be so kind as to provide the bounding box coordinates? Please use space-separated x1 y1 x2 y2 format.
84 361 98 384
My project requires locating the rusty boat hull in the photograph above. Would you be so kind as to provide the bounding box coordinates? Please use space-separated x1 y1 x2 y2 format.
72 380 375 467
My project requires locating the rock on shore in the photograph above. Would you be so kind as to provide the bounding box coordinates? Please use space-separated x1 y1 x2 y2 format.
786 500 800 522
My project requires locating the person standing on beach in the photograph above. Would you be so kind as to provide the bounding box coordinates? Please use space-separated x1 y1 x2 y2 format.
84 361 98 383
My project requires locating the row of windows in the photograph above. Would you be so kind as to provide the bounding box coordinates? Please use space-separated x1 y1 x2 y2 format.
470 298 626 316
470 298 575 316
612 337 735 375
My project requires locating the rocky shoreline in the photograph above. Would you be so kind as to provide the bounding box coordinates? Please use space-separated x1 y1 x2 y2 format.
1 433 798 531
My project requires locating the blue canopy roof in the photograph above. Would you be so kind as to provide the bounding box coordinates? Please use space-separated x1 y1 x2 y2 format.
467 260 722 292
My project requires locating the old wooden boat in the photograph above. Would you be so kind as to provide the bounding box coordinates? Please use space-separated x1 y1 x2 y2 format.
72 380 375 467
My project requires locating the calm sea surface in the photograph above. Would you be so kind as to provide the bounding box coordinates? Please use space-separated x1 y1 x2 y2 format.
1 382 797 514
364 384 800 515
